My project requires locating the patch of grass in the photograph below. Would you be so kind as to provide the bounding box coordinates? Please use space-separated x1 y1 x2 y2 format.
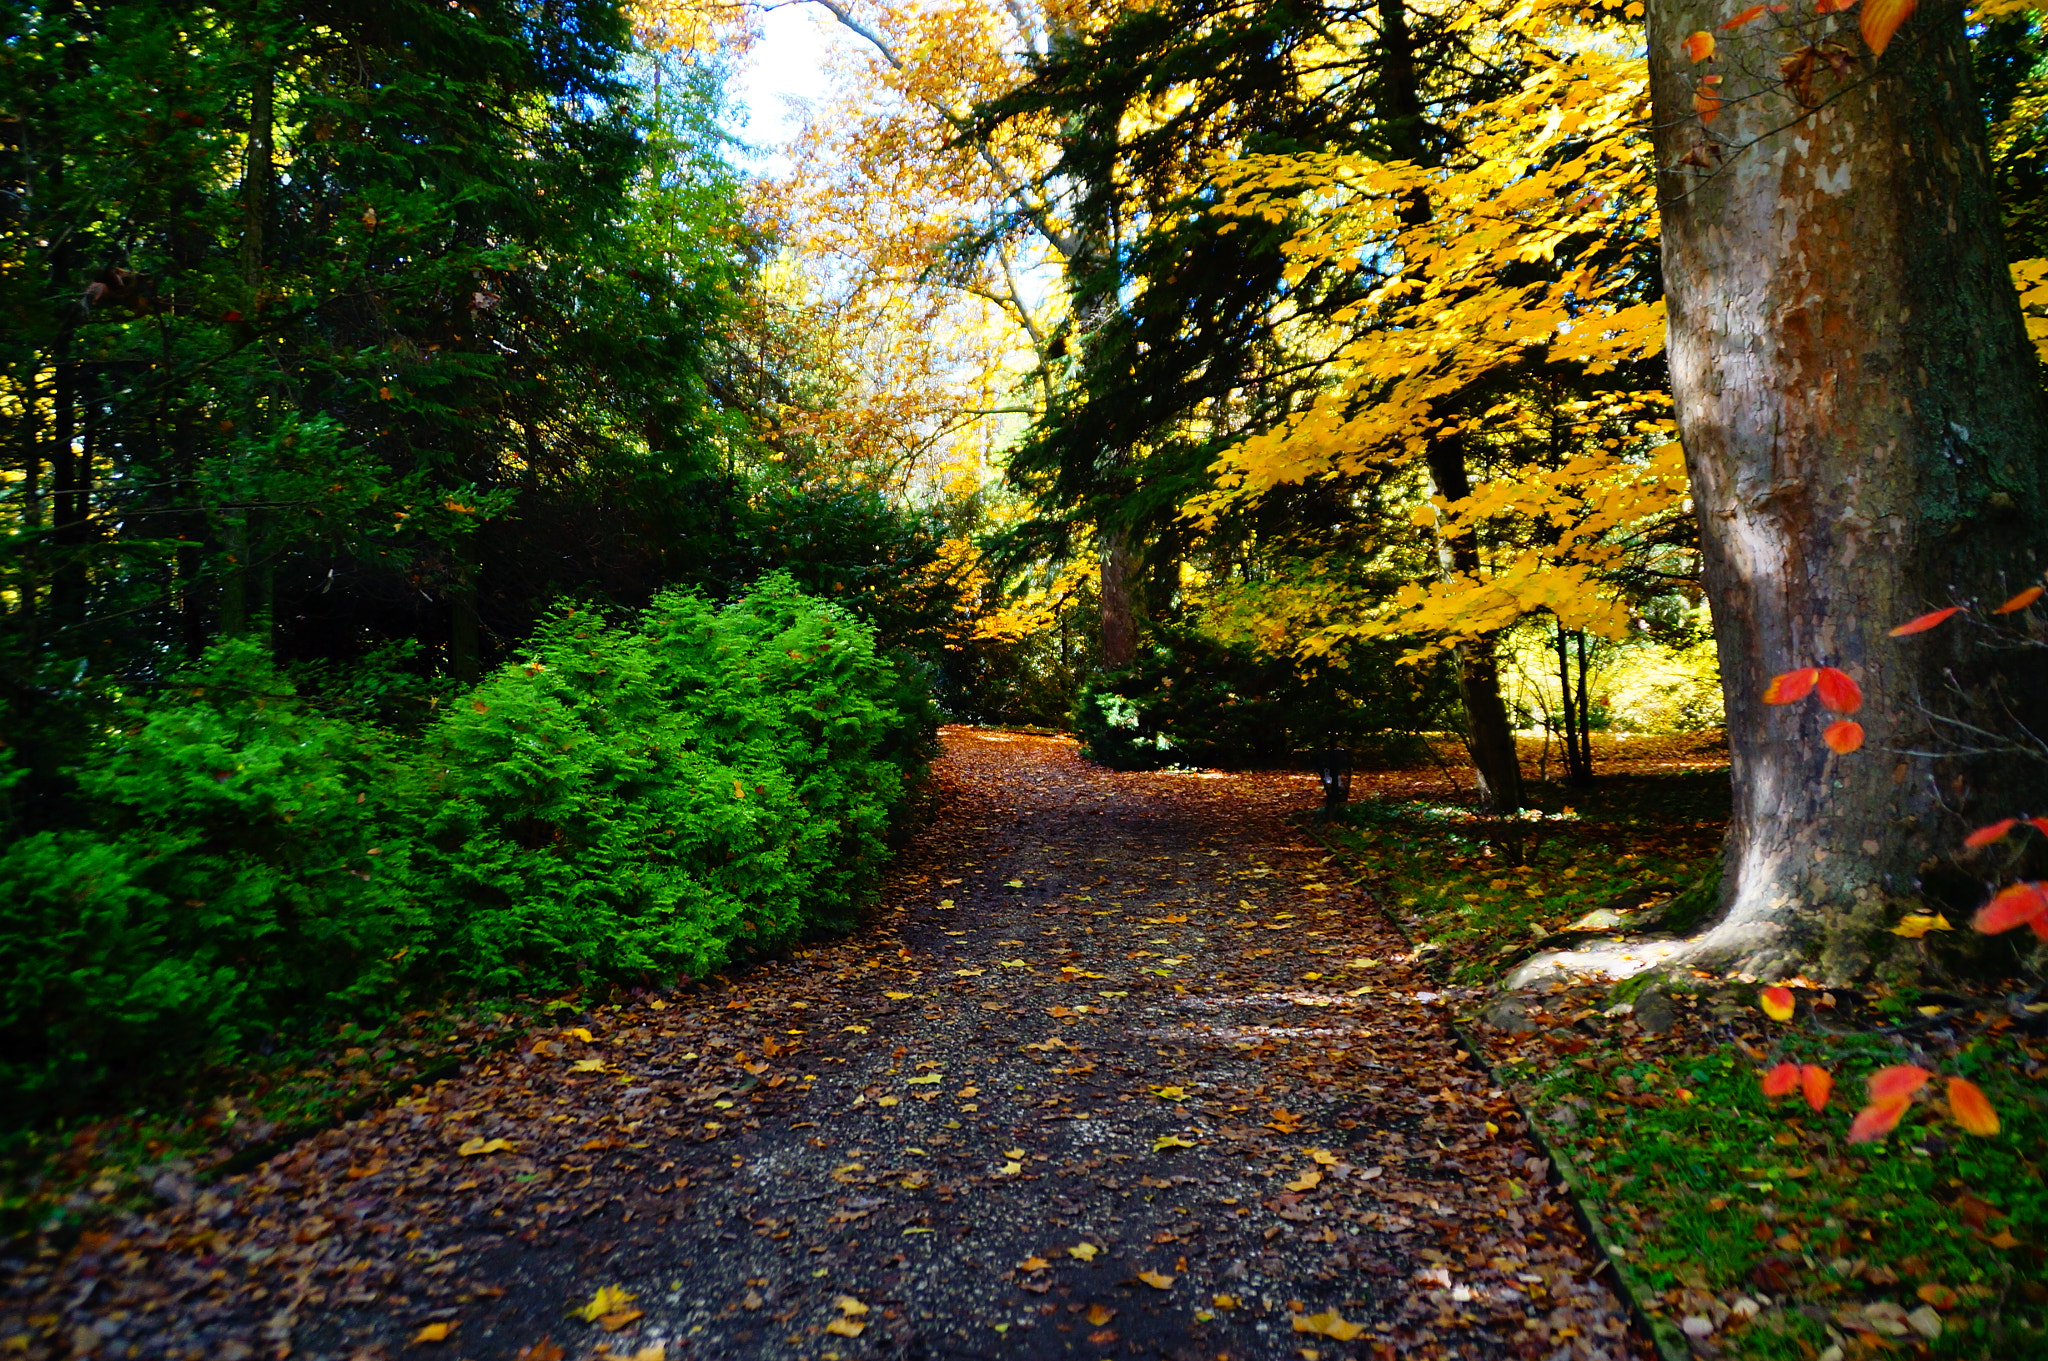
0 995 548 1246
1500 993 2047 1358
1323 765 1729 984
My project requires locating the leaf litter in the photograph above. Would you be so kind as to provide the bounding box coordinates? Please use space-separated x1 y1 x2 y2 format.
1 726 1645 1359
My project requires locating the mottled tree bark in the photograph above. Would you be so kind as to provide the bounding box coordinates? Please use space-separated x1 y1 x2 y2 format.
1646 0 2048 980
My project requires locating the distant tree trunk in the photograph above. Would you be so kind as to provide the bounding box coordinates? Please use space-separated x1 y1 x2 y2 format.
1647 0 2048 980
1099 523 1138 670
451 571 482 686
1426 443 1523 815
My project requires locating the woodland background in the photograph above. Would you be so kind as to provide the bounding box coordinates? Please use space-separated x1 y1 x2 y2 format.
2 0 2045 1127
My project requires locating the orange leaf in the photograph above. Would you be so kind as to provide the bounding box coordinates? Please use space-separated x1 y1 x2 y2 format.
1694 75 1724 123
1813 0 1857 11
1847 1095 1911 1143
1889 605 1961 636
1684 30 1717 61
1993 584 2043 614
413 1322 457 1344
1974 881 2048 934
1814 667 1862 713
1761 1061 1800 1098
1721 4 1767 27
1822 720 1864 754
1800 1064 1833 1112
1868 1064 1932 1103
1759 986 1796 1022
1964 818 2019 849
1860 0 1916 56
1764 667 1819 704
1946 1078 1999 1137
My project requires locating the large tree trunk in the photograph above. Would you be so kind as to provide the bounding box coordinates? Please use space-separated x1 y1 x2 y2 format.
1646 0 2048 981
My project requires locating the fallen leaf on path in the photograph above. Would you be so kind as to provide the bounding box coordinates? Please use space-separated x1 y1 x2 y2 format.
457 1137 514 1156
1068 1243 1100 1261
412 1322 456 1344
575 1286 637 1324
1292 1309 1366 1340
1136 1271 1174 1289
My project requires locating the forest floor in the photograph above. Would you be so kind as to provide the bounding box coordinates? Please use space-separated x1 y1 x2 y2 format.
3 727 1648 1361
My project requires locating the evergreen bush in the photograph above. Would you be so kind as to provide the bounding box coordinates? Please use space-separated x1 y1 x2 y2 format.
0 578 930 1122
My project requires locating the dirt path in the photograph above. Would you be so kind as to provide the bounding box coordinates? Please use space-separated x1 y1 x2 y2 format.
6 729 1646 1361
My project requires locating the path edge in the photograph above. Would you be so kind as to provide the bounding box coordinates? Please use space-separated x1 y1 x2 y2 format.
1305 823 1690 1361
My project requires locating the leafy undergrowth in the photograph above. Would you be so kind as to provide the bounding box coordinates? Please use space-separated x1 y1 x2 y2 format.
1324 732 1731 985
0 997 545 1248
1315 731 2048 1359
1482 984 2048 1359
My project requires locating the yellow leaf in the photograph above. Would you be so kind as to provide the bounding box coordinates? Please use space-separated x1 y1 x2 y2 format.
1068 1243 1100 1261
1151 1086 1188 1101
907 1073 941 1085
563 1027 595 1042
575 1285 637 1324
1152 1135 1197 1152
456 1137 514 1157
412 1322 456 1344
825 1317 865 1337
1018 1256 1050 1271
1889 913 1952 938
1137 1271 1175 1289
1006 879 1024 887
1285 1169 1323 1192
1212 1294 1240 1310
569 1058 608 1073
1861 0 1917 56
834 1296 869 1316
1309 1148 1338 1166
630 1347 665 1361
597 1310 643 1333
998 1160 1024 1175
884 991 914 1000
1292 1309 1367 1341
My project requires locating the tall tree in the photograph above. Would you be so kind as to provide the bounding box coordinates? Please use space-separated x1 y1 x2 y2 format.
1644 0 2048 980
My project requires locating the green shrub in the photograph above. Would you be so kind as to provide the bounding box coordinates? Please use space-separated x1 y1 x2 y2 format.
1073 625 1455 771
0 577 931 1123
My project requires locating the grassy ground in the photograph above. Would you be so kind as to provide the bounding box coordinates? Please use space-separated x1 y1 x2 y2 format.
0 997 545 1247
1318 731 2048 1360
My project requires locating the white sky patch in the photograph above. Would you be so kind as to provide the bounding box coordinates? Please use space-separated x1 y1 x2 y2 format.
727 3 850 175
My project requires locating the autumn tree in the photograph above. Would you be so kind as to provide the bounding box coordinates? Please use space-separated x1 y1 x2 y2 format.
1644 0 2048 980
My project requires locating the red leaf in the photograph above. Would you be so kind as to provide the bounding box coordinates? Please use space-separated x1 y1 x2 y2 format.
1800 1065 1833 1112
1847 1095 1911 1144
1694 75 1724 123
1813 0 1856 12
1764 668 1819 704
1761 1062 1800 1098
1721 3 1768 26
2032 817 2048 837
1993 584 2043 614
1685 30 1717 61
1974 881 2048 934
1888 606 1961 636
1822 720 1864 754
1964 818 2019 849
1946 1078 1999 1137
1814 667 1862 714
1759 986 1795 1022
222 310 244 323
1860 0 1916 57
1867 1064 1932 1103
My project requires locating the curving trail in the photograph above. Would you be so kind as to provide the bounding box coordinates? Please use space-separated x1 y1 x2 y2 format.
7 728 1644 1361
